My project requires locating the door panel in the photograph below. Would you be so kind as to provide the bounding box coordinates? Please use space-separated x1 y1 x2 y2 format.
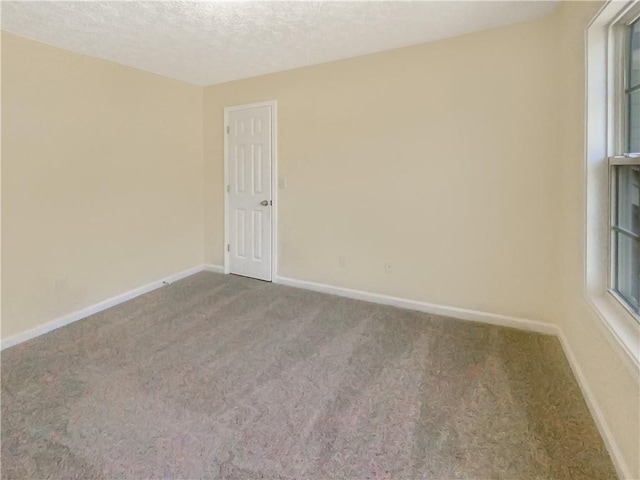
228 106 272 281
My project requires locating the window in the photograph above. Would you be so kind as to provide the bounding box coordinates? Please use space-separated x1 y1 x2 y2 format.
587 1 640 371
610 10 640 320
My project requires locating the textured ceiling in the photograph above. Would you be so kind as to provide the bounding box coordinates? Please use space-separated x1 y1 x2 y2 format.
1 1 560 86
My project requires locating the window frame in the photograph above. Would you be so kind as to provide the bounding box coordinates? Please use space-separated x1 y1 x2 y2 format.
586 0 640 374
608 5 640 323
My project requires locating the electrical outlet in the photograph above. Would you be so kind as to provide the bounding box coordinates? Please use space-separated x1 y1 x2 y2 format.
338 255 347 269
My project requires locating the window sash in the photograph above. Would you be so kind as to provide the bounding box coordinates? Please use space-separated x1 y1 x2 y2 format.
609 159 640 320
616 6 640 155
608 4 640 323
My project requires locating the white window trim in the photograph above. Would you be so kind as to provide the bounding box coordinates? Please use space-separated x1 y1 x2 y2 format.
586 0 640 374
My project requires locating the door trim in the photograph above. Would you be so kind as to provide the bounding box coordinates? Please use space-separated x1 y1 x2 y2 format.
223 100 278 281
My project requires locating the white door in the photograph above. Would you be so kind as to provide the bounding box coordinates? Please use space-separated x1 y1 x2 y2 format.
227 105 273 281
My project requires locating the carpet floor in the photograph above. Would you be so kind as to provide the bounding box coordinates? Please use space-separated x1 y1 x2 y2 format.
1 272 616 479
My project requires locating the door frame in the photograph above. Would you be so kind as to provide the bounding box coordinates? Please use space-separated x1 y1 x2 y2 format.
223 100 278 281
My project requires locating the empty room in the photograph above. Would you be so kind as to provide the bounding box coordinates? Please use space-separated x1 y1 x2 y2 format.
1 1 639 478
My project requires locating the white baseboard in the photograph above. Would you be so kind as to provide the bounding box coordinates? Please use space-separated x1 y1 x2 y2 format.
1 267 630 477
275 275 631 477
203 264 224 273
274 275 557 335
0 265 206 350
557 331 633 480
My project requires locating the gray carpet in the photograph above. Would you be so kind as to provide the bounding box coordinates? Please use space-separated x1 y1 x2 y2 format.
1 272 616 479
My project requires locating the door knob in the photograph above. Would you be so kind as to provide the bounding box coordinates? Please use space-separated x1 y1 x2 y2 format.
260 200 269 206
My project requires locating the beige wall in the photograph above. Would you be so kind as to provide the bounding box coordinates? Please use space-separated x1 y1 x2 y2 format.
1 33 204 338
2 5 638 476
205 17 562 323
204 11 639 476
557 3 640 477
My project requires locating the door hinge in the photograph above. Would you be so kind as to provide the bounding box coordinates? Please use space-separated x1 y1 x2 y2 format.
226 126 230 134
226 185 230 193
227 244 230 252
